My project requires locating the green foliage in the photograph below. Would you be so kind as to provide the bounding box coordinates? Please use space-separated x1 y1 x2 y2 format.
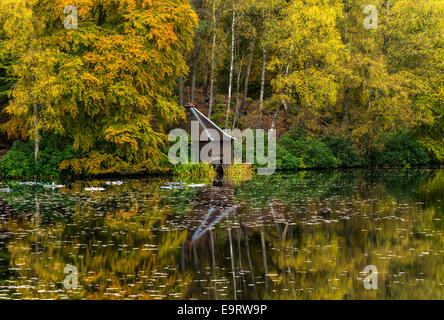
194 0 443 162
277 130 339 170
370 132 430 167
0 0 441 178
276 145 305 171
321 136 363 167
302 138 340 169
0 55 15 109
0 141 33 178
210 103 227 128
416 116 444 162
417 132 444 163
0 136 75 178
277 130 429 171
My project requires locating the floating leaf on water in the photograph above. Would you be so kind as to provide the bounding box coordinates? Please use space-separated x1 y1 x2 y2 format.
85 187 106 192
105 181 126 186
187 184 207 188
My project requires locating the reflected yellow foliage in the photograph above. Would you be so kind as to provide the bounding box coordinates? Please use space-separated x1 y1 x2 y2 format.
0 181 192 300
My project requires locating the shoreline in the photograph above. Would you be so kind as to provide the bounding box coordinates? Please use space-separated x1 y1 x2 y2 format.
1 163 442 183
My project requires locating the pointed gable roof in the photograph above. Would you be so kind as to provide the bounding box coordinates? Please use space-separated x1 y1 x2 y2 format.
185 104 236 141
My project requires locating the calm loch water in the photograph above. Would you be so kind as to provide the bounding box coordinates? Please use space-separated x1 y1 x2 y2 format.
0 169 443 300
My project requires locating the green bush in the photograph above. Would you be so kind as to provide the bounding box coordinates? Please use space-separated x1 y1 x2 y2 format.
0 141 34 178
0 136 76 178
211 104 228 128
277 131 339 170
371 132 430 166
303 138 339 168
277 130 428 170
321 136 363 167
276 145 305 170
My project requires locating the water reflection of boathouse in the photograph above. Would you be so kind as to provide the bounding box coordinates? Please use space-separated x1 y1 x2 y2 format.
179 180 265 300
181 180 235 236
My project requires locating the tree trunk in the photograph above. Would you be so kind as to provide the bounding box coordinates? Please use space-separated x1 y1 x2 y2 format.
271 60 291 130
342 1 349 127
208 0 217 118
235 52 243 117
233 30 256 129
243 228 259 300
343 87 349 126
257 46 267 129
203 64 208 95
30 55 39 165
225 1 236 129
191 64 197 104
227 217 237 300
179 75 184 106
382 0 390 53
343 0 348 43
34 103 39 165
97 4 107 26
242 30 257 108
191 44 200 104
271 102 281 130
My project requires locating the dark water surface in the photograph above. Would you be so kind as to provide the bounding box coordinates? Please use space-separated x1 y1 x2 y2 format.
0 169 443 300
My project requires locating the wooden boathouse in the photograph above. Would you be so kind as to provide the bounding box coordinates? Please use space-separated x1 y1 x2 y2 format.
184 103 236 169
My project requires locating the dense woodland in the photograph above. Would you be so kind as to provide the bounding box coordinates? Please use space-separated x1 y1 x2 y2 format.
0 0 442 178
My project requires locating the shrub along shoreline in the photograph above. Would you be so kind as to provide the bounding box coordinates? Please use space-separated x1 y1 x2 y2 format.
0 130 441 180
275 129 434 171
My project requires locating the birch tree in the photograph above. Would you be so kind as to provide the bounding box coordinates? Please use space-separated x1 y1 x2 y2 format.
0 0 48 165
257 46 266 129
225 0 236 129
232 29 256 129
208 0 218 118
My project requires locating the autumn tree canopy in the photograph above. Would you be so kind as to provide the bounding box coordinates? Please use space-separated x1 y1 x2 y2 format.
0 0 442 176
0 0 198 174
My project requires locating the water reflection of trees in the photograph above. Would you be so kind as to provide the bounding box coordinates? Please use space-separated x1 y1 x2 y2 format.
186 169 443 300
0 181 191 299
0 170 443 300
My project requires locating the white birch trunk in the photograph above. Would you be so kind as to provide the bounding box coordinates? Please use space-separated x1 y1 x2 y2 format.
29 55 39 165
257 46 266 129
233 30 256 129
225 1 236 129
208 0 217 118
